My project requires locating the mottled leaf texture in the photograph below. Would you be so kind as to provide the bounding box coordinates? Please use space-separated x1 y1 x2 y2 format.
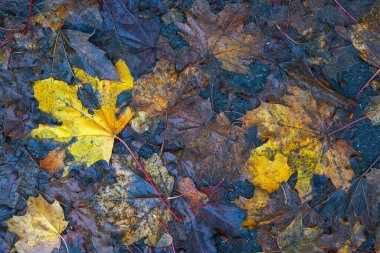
97 154 174 246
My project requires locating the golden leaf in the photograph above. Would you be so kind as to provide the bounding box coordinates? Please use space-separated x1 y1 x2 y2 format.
242 85 355 200
96 154 174 246
6 195 68 253
247 151 293 193
31 59 133 168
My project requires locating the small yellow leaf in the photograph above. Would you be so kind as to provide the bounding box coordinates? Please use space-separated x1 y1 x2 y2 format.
6 195 68 253
247 151 293 193
31 59 133 168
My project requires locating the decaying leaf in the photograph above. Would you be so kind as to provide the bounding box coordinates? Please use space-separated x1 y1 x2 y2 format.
174 0 264 75
5 195 68 253
178 177 209 210
39 147 66 175
277 215 323 253
132 58 204 115
96 153 174 246
31 59 133 168
351 3 380 67
32 0 102 32
242 85 355 200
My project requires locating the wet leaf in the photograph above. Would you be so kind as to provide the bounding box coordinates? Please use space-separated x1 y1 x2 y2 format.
5 195 68 253
39 147 66 175
31 0 102 32
31 59 133 168
175 0 264 75
96 153 174 246
242 85 355 200
132 57 205 114
277 215 323 253
247 152 292 193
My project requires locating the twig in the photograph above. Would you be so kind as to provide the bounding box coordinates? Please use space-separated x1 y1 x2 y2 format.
23 0 33 36
326 110 380 136
333 0 358 23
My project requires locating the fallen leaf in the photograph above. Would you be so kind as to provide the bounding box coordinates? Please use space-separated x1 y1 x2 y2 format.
96 153 174 246
351 3 380 67
31 59 133 168
31 0 102 32
277 215 323 253
247 152 292 193
63 29 120 81
39 147 66 175
94 0 161 77
132 57 205 115
175 0 264 75
319 219 366 252
242 85 355 200
178 177 209 210
5 195 68 253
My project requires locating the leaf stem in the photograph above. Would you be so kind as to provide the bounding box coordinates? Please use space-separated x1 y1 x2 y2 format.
114 135 182 222
58 234 70 253
23 0 33 36
326 110 380 136
333 0 358 23
154 215 176 253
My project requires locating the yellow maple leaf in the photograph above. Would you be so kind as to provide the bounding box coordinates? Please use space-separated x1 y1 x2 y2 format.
31 59 133 168
6 195 68 253
242 85 355 200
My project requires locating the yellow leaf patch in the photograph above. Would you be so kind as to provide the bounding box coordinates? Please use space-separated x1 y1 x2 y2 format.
242 85 355 200
31 59 133 168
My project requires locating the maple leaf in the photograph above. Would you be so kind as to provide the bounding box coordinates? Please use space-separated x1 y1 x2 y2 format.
31 59 133 168
96 153 174 246
174 0 264 75
242 85 356 200
132 58 205 115
5 195 68 253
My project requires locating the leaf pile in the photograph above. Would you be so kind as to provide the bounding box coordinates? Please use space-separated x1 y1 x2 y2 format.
1 0 379 252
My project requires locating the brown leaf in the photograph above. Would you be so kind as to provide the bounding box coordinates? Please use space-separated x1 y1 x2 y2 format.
351 3 380 67
174 0 265 74
40 147 66 175
178 177 209 210
132 58 205 115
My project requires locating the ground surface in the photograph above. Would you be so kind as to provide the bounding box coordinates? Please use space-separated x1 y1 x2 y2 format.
0 0 379 252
